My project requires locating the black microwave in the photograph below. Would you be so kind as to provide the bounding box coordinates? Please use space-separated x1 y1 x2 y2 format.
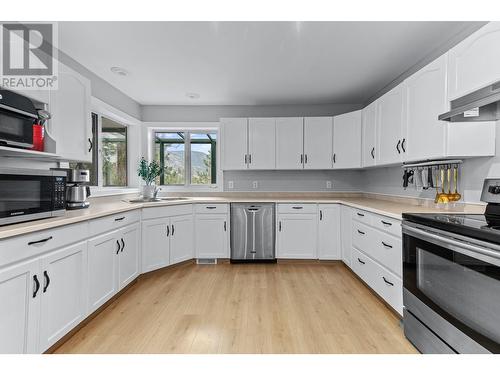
0 168 66 226
0 89 39 149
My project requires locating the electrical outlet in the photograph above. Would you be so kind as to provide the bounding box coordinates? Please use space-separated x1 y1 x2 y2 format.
252 181 259 189
326 181 332 189
228 181 234 189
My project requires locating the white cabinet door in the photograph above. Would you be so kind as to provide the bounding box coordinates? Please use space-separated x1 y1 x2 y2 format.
221 118 248 170
39 242 87 352
195 214 229 258
248 118 276 169
276 117 304 169
318 204 341 260
117 223 140 291
303 117 333 169
333 110 362 169
340 205 353 267
277 213 317 259
448 22 500 100
376 85 405 165
87 231 118 314
48 62 92 162
0 259 40 354
170 214 194 265
141 218 170 272
404 54 447 162
362 102 377 167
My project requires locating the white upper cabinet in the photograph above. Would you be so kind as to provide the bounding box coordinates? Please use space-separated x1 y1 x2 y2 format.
303 117 333 169
221 118 248 170
404 54 448 162
276 117 304 169
376 85 405 165
332 110 362 169
48 62 92 162
448 22 500 100
248 118 276 169
362 102 377 167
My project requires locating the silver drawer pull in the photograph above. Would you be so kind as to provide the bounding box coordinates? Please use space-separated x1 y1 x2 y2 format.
382 276 394 286
381 241 393 249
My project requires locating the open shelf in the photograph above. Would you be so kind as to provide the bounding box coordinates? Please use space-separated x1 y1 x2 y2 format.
0 145 61 160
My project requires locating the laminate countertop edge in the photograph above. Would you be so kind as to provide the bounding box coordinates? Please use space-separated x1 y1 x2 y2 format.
0 196 485 240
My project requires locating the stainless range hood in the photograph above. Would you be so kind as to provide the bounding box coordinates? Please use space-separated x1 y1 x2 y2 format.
439 81 500 122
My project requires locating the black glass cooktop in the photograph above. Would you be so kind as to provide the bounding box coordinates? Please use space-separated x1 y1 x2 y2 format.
402 212 500 245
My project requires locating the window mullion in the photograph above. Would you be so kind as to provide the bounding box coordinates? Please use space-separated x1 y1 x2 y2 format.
185 131 191 187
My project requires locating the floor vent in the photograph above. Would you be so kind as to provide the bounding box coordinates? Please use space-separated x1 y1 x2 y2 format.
196 258 217 265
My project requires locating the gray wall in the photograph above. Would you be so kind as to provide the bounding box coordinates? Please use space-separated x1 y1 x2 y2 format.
141 104 363 122
223 170 363 192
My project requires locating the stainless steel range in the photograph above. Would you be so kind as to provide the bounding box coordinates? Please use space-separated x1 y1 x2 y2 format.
402 179 500 353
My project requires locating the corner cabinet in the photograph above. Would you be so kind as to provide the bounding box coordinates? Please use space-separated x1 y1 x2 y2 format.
47 62 92 162
332 110 362 169
447 22 500 100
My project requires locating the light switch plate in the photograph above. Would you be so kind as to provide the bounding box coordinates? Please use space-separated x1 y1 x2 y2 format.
228 181 234 189
252 181 259 189
326 181 332 189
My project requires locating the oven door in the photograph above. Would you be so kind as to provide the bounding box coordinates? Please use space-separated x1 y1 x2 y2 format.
0 107 35 148
403 222 500 353
0 173 54 224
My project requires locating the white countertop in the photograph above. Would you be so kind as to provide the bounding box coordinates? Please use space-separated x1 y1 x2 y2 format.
0 194 485 240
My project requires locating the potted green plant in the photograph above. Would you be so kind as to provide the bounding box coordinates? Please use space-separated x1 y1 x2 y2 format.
137 157 162 199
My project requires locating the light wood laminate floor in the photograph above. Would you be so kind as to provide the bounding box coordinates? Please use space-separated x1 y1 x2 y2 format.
55 262 417 354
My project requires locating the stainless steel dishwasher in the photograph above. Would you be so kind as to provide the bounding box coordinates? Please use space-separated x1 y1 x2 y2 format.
230 203 276 262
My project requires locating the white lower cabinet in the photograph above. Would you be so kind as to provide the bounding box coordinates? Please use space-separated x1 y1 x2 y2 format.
141 218 170 272
195 214 229 258
277 204 317 259
170 214 194 264
88 223 140 314
318 204 341 260
340 205 353 267
0 259 40 354
39 242 87 352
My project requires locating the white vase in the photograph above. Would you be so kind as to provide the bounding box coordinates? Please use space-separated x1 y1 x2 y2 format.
142 185 156 199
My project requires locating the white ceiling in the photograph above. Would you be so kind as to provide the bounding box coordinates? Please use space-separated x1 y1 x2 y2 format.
59 21 477 106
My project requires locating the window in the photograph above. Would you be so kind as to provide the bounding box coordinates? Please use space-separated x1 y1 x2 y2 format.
102 117 127 187
154 131 217 186
70 114 128 188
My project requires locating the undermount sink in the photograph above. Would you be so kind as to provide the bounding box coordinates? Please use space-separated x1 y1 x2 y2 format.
126 197 189 203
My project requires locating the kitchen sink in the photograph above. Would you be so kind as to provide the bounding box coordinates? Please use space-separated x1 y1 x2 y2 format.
126 197 190 203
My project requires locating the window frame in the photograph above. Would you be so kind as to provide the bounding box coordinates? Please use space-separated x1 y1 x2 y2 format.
154 130 217 187
147 124 221 192
101 119 128 188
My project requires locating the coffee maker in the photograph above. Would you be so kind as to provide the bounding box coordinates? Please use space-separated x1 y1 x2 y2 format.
52 168 91 209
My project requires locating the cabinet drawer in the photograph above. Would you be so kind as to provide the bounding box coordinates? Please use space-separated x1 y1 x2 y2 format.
278 204 316 214
352 222 374 254
372 262 403 316
372 230 402 277
372 215 401 238
88 210 140 237
0 222 88 268
195 203 228 214
352 209 372 225
142 204 193 220
351 247 377 286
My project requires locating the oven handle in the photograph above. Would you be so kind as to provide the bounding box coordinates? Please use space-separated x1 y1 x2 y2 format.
403 224 500 265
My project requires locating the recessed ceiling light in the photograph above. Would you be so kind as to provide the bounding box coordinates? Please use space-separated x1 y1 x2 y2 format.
110 66 128 76
186 92 200 99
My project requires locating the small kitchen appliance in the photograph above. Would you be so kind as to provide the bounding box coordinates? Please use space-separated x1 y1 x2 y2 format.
402 178 500 354
52 168 91 210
